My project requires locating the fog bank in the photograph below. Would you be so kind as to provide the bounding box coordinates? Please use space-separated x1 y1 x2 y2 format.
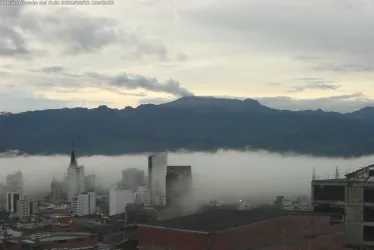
0 150 373 202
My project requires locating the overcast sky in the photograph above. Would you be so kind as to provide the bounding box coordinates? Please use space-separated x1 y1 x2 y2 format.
1 0 374 113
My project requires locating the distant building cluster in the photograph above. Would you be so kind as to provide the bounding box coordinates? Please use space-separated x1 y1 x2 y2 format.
4 143 372 249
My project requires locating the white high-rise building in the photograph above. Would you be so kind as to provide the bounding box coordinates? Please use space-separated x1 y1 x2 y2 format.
6 191 23 213
6 171 23 192
148 152 167 206
72 192 96 216
109 188 133 216
134 186 151 207
67 144 85 202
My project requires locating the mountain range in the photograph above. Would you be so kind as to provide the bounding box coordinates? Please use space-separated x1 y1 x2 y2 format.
1 96 374 157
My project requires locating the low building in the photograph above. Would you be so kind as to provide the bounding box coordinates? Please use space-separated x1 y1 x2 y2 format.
72 192 96 216
3 232 99 249
138 208 343 250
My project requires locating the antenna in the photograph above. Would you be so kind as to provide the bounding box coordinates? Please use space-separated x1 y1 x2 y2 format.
335 166 340 179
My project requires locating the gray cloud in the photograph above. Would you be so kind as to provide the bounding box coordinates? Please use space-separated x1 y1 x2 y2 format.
31 66 194 97
295 56 374 73
0 24 29 57
0 5 169 60
183 0 374 65
258 93 372 113
0 90 113 113
288 78 339 92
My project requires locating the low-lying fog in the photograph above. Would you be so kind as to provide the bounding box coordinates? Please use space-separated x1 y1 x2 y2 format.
0 150 373 203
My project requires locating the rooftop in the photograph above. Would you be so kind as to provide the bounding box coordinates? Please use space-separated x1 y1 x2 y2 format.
139 207 282 233
4 232 95 246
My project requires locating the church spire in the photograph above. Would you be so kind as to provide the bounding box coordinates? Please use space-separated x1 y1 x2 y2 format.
70 141 77 166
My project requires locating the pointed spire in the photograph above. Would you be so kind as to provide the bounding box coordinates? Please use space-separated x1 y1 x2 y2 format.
70 141 77 166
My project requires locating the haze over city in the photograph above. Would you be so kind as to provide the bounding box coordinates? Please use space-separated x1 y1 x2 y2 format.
0 150 372 202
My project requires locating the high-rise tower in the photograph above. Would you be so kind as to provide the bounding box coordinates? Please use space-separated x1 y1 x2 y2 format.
67 142 85 202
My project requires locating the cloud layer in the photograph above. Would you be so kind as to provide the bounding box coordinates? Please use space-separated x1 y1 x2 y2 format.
1 0 374 113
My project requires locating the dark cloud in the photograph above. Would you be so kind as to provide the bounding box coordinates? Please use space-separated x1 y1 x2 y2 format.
30 66 194 97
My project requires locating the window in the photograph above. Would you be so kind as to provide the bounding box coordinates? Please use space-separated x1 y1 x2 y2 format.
364 207 374 222
364 188 374 203
364 226 374 241
313 185 345 201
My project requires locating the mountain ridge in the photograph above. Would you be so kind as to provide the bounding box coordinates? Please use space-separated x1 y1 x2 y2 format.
1 96 374 157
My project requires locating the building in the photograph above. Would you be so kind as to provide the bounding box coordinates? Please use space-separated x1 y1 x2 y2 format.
148 152 167 206
16 199 38 218
6 171 23 192
311 164 374 249
119 168 145 191
3 232 102 250
50 177 66 201
85 174 96 192
138 208 344 250
67 144 85 202
109 188 133 216
72 192 96 216
134 186 151 207
6 191 23 213
165 165 192 208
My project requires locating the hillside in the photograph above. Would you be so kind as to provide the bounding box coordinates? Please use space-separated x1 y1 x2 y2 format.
1 96 374 157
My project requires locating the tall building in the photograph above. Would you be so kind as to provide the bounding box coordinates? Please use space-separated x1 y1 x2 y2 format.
119 168 145 191
16 199 38 218
85 174 96 192
148 152 167 206
6 171 23 192
67 144 85 202
6 191 23 213
50 177 66 201
72 192 96 216
165 165 192 208
134 186 151 207
109 188 133 216
311 164 374 249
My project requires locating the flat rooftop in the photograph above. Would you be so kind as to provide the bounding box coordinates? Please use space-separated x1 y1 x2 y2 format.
140 207 282 233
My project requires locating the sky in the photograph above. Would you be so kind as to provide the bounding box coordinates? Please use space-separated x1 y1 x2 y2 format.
0 150 371 202
1 0 374 113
